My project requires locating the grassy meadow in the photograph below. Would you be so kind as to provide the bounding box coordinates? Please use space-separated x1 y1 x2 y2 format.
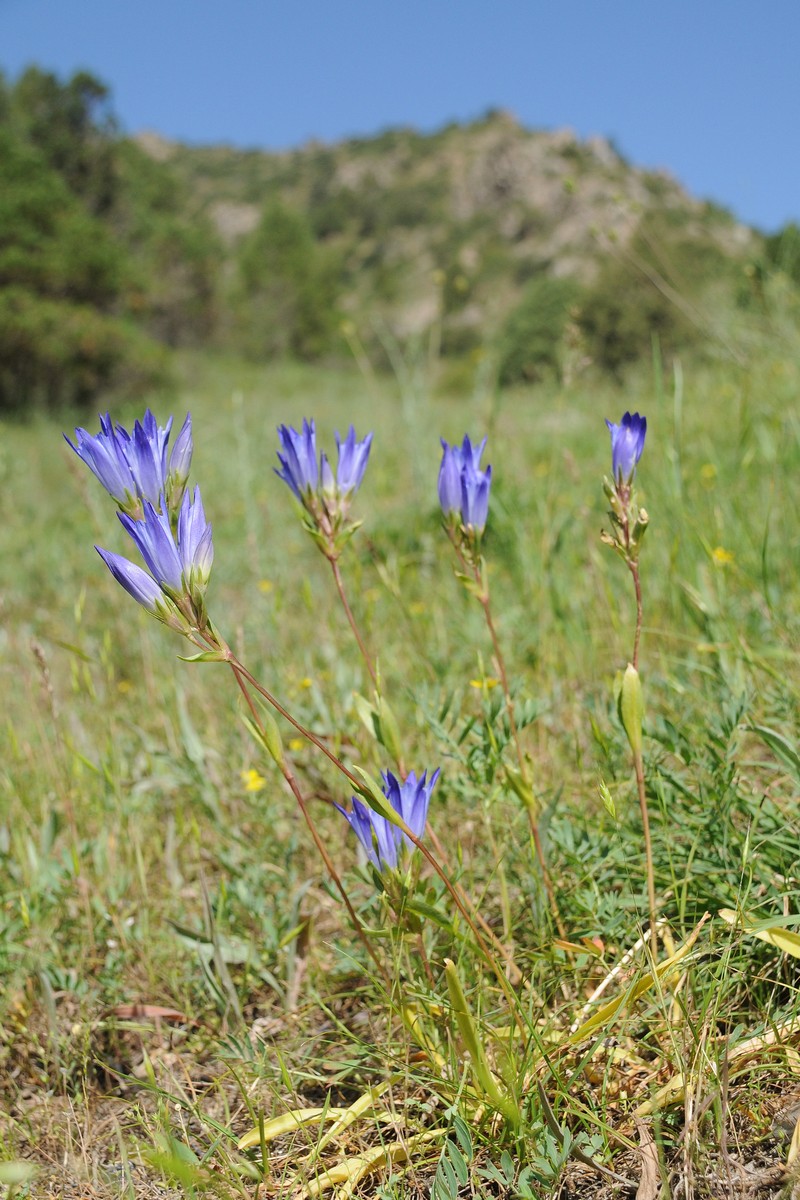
2 340 800 1198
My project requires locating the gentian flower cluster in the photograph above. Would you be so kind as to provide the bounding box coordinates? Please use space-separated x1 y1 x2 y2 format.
602 411 649 563
438 435 492 551
276 419 373 558
68 408 212 635
97 489 214 633
337 769 439 873
66 410 192 523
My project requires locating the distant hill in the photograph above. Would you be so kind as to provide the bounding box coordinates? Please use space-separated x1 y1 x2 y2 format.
134 110 757 368
2 69 790 413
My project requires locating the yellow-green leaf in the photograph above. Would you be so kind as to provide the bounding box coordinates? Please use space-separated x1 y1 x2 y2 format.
568 915 708 1045
718 908 800 958
238 1107 349 1151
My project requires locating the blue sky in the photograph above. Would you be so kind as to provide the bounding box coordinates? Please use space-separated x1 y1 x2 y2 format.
1 0 797 232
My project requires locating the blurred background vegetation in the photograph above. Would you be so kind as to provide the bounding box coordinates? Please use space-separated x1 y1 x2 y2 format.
1 66 799 414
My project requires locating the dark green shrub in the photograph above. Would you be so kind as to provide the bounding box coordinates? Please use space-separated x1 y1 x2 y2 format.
575 212 728 377
496 275 579 385
234 202 341 360
0 287 168 413
576 260 698 378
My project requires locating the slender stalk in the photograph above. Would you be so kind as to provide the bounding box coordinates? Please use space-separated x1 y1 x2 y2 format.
633 746 657 959
479 591 525 769
228 660 388 981
328 556 379 691
466 556 565 938
626 558 655 953
628 560 643 672
230 658 362 791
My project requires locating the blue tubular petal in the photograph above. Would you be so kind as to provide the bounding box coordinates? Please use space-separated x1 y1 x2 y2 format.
382 770 403 815
437 440 462 516
461 434 487 471
169 413 193 481
374 817 400 870
402 767 439 846
340 767 440 873
300 418 318 489
405 771 428 839
120 501 183 591
461 464 487 531
68 410 185 512
337 798 381 870
335 426 373 493
96 547 161 612
320 452 335 493
129 421 164 504
178 487 213 583
65 424 133 502
336 426 356 485
472 465 492 532
606 411 646 480
276 420 318 499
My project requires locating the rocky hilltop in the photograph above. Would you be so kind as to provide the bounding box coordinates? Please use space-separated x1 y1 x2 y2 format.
135 110 754 344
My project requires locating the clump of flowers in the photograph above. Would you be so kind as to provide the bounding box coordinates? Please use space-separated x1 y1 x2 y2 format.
438 435 492 560
336 768 439 874
66 410 192 524
97 488 214 634
276 419 373 559
602 411 648 567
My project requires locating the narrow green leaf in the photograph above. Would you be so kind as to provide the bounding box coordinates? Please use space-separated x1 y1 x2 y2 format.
177 649 227 662
377 694 404 765
444 958 520 1125
719 908 800 959
745 724 800 782
352 692 379 739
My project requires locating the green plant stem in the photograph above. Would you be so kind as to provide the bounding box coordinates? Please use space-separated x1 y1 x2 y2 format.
328 555 379 692
228 656 363 791
634 745 657 959
628 559 643 671
467 556 565 938
627 557 656 954
227 658 388 981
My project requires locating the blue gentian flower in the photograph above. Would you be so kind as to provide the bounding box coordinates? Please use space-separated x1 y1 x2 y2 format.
66 414 138 508
97 487 213 625
334 426 373 494
66 409 193 517
438 435 492 534
95 548 165 615
605 412 646 482
275 419 318 501
337 768 440 872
